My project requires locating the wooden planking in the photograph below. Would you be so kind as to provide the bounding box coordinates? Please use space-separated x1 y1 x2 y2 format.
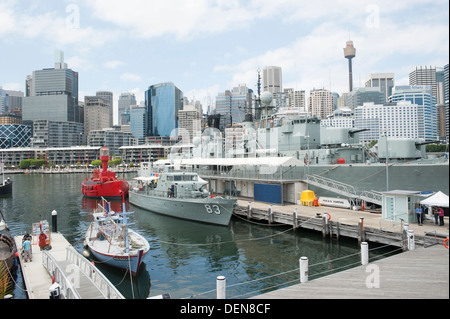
14 232 111 299
252 244 449 299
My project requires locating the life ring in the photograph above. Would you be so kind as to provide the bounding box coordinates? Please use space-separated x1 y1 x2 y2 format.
444 238 449 249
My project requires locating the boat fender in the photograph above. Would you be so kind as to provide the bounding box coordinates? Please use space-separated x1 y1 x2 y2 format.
83 250 90 258
444 238 449 249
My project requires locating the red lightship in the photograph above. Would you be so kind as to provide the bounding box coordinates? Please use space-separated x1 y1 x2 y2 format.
81 146 129 199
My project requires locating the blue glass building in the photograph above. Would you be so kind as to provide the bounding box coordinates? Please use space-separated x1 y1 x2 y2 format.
145 82 183 137
0 124 32 148
130 105 147 145
389 85 437 141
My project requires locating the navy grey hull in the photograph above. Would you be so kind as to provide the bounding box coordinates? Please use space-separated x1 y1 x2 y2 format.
129 192 236 226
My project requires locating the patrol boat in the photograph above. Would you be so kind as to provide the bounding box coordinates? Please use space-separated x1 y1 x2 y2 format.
129 163 237 226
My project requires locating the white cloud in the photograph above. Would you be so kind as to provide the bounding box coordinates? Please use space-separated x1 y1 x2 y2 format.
121 73 142 82
103 60 126 69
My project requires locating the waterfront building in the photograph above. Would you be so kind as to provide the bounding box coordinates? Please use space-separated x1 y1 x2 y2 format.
215 84 253 131
355 101 422 143
22 51 80 124
0 124 31 149
130 105 147 145
0 146 100 166
388 85 437 142
365 73 395 102
96 91 113 127
88 128 137 155
145 82 183 137
118 93 137 125
307 89 334 119
31 120 84 148
119 144 171 164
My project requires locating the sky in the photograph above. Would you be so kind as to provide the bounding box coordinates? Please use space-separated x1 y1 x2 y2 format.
0 0 448 124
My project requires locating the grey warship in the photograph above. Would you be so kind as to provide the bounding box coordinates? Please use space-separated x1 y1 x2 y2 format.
129 163 237 226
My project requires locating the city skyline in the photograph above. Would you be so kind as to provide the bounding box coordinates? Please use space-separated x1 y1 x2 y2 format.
0 0 448 125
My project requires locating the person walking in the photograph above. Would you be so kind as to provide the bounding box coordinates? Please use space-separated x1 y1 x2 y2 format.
439 207 445 226
21 237 32 262
38 231 47 251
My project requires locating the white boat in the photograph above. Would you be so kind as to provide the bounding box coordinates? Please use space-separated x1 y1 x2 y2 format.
84 199 149 276
129 164 237 226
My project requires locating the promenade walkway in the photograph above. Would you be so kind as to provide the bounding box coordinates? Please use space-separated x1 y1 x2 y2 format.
252 244 449 299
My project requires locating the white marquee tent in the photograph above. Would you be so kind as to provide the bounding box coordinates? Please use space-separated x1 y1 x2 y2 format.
420 191 449 207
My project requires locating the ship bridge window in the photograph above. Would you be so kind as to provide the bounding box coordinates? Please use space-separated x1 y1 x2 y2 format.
167 176 173 181
184 175 198 181
173 175 182 181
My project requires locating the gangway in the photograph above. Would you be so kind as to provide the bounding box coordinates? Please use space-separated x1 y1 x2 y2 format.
303 174 382 206
42 246 124 299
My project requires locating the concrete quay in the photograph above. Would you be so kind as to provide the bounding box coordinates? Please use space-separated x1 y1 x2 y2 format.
234 199 449 248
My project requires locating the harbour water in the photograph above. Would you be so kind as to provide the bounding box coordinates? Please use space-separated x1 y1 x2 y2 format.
2 173 400 299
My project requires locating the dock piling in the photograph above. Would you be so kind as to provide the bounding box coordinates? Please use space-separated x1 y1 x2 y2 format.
216 276 226 299
361 242 369 265
407 230 415 251
299 257 308 283
52 210 57 232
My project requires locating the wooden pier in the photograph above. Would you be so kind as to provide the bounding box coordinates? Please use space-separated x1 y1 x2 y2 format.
234 200 449 248
14 232 124 299
252 244 449 299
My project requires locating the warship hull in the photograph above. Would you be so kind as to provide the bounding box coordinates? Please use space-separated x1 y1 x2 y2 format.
129 191 236 226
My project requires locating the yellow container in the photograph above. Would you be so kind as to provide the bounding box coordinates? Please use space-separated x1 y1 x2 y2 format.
300 190 316 206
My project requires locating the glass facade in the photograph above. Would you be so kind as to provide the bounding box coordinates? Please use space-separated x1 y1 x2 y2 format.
389 86 437 141
145 82 183 137
0 124 32 148
130 106 146 145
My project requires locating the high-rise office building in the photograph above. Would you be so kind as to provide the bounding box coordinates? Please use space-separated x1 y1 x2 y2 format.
345 87 385 111
130 105 147 145
145 82 183 137
389 85 437 142
22 51 80 123
263 66 282 94
96 91 113 127
84 96 110 137
409 66 437 101
444 64 449 138
178 103 201 143
215 84 253 131
307 89 334 119
118 93 137 125
365 73 395 102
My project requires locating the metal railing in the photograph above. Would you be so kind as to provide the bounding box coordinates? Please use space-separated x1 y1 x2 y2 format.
42 250 81 299
65 246 124 299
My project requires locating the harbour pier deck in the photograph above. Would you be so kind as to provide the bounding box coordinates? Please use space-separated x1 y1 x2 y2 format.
14 232 124 299
234 199 449 248
252 244 449 299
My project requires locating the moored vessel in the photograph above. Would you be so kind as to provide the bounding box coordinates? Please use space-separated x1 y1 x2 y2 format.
84 198 149 276
82 146 129 199
129 163 237 226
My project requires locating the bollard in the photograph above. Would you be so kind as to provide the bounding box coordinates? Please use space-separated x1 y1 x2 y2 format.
293 208 298 230
407 230 415 251
268 205 273 224
361 242 369 265
299 257 308 283
52 210 57 232
216 276 226 299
